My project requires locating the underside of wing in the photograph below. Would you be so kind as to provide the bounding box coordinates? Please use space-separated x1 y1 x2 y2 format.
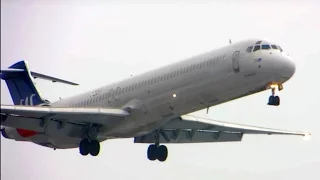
134 114 311 144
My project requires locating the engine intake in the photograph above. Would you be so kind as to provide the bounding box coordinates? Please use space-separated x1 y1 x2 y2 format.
1 113 8 122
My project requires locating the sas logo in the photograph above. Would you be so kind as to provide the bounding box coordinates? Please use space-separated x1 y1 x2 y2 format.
20 94 35 106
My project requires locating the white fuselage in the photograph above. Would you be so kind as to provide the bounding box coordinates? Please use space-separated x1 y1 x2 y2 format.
49 39 295 142
3 39 295 149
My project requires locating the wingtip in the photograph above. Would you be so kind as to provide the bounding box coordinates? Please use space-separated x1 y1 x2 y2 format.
304 132 312 136
303 133 312 141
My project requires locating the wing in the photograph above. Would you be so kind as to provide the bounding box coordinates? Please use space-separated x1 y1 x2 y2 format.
134 114 311 143
1 105 129 135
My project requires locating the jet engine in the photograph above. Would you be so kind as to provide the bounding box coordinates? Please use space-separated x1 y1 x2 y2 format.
1 127 35 141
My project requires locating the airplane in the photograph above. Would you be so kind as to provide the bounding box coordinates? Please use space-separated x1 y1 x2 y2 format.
0 39 311 162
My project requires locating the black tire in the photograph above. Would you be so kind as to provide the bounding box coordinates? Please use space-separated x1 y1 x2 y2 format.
79 139 90 156
157 145 168 162
147 144 157 161
89 140 100 156
268 96 274 105
274 96 280 106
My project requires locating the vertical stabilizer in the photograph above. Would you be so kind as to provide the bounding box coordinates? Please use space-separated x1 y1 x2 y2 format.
0 61 49 106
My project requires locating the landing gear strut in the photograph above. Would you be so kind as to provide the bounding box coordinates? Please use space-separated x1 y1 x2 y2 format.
267 84 282 106
147 143 168 162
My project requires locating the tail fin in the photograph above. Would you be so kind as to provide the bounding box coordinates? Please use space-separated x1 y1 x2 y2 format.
1 60 78 106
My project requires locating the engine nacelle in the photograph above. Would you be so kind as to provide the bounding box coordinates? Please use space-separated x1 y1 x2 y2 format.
1 113 8 122
1 127 38 141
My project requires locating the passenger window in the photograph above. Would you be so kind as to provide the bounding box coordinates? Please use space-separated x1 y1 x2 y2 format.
246 46 253 52
253 45 260 52
206 60 210 66
261 44 271 49
271 45 277 49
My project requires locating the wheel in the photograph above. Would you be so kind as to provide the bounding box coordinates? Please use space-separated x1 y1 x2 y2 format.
89 140 100 156
79 139 90 156
157 145 168 162
268 96 274 105
147 144 157 161
267 96 280 106
274 96 280 106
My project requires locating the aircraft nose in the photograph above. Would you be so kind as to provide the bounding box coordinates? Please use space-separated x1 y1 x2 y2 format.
282 55 296 78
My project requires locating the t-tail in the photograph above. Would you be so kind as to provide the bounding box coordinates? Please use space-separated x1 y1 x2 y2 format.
0 60 79 106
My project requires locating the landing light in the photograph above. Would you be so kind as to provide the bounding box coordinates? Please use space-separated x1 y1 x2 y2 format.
270 84 278 89
173 94 177 98
303 133 311 141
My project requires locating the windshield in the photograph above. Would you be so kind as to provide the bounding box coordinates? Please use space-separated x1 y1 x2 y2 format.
246 42 283 53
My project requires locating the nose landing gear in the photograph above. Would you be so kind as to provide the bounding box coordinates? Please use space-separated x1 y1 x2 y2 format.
267 84 282 106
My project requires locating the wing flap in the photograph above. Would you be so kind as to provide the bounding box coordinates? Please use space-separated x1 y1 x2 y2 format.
134 115 310 144
164 115 310 136
134 129 242 143
1 105 129 125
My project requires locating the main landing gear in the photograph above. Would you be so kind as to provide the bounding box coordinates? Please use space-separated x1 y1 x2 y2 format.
79 125 100 156
268 84 283 106
79 139 100 156
147 143 168 162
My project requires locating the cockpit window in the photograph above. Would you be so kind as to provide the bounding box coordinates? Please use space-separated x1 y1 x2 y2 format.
261 44 271 49
246 46 253 52
253 45 260 52
271 45 277 49
277 45 283 51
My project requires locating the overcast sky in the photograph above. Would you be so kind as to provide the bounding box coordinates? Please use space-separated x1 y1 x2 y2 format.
1 0 320 179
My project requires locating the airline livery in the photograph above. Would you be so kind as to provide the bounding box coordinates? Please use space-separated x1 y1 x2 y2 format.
0 39 311 162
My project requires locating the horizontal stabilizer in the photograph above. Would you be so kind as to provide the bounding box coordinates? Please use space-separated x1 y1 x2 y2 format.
1 69 79 85
30 71 79 85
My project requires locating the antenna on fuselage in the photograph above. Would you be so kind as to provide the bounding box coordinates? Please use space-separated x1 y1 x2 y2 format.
229 39 232 44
